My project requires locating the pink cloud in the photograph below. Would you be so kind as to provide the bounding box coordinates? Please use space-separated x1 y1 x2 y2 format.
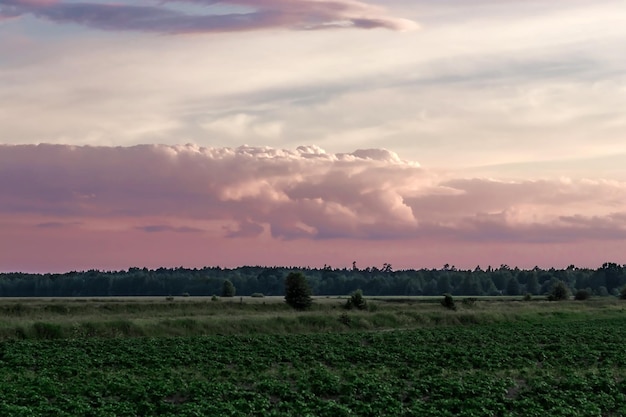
13 0 59 5
1 143 625 272
0 0 418 33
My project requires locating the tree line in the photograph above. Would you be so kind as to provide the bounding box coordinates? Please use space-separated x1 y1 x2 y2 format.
0 262 625 298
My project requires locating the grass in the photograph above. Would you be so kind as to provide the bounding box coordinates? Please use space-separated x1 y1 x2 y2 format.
0 295 623 340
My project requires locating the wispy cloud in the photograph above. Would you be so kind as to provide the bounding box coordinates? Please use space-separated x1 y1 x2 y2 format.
2 144 625 244
0 0 418 33
137 224 204 233
35 221 82 229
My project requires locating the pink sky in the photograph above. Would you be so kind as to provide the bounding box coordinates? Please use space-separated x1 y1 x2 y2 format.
1 144 625 273
1 1 625 272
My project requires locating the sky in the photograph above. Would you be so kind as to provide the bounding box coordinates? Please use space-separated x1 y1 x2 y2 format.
1 0 625 273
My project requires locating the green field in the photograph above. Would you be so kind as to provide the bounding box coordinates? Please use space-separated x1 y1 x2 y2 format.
1 296 625 416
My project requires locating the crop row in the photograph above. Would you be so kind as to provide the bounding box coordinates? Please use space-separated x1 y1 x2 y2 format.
1 316 625 416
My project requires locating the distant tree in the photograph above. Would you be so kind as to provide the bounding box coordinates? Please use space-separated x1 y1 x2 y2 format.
221 279 236 297
620 286 626 300
526 273 539 295
600 262 624 291
506 277 521 296
438 274 452 294
492 270 512 292
345 289 367 310
284 272 312 310
460 275 482 296
547 281 570 301
597 286 609 297
423 279 438 296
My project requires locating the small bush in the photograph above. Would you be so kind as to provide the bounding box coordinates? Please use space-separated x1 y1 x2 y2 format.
574 289 591 301
211 295 219 302
345 289 367 310
181 292 190 297
441 293 456 311
547 281 570 301
251 293 265 298
523 293 532 301
165 296 175 302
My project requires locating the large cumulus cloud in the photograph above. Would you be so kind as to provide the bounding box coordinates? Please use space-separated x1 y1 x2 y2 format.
2 143 626 244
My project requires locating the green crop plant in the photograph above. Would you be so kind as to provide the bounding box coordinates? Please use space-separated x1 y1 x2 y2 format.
1 315 626 415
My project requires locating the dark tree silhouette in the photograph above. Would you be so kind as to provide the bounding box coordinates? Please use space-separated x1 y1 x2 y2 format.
284 272 312 310
506 277 521 296
526 272 540 295
548 281 569 301
221 279 236 297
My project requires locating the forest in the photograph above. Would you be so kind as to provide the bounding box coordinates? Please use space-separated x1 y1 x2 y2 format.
1 262 624 298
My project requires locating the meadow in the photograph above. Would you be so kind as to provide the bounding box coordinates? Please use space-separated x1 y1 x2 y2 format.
0 296 625 416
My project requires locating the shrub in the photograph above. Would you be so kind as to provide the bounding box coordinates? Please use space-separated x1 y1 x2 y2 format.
620 286 626 300
250 293 265 298
345 289 367 310
441 293 456 310
211 295 219 302
284 272 312 310
574 289 591 301
523 293 532 301
547 281 570 301
181 292 190 297
165 296 174 302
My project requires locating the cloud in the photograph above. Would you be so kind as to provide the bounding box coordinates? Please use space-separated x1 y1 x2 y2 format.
0 0 418 33
35 221 82 229
224 219 265 238
1 0 623 170
137 225 204 233
1 144 626 245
